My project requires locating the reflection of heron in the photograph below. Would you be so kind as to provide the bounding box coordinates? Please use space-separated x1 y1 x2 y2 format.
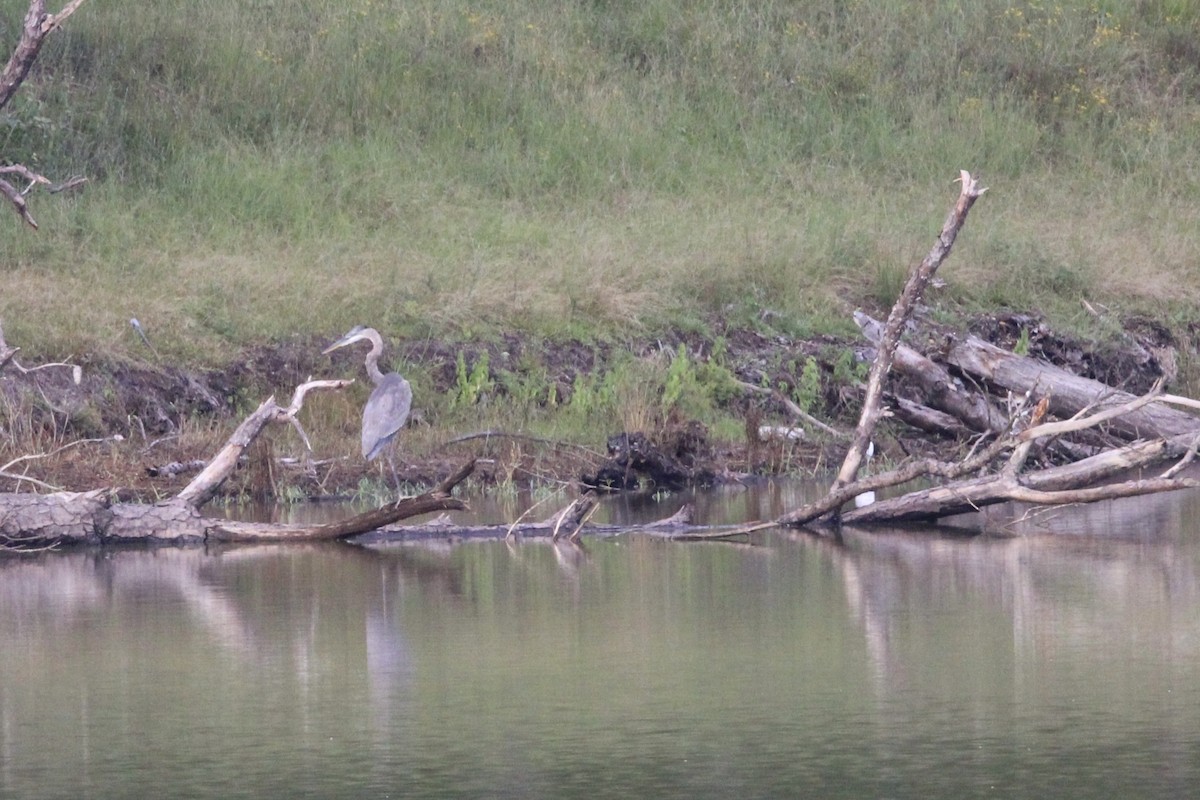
323 326 413 463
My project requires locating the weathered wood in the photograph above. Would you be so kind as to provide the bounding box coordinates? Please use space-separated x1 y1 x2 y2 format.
206 493 468 543
175 379 349 509
1 1 89 228
945 336 1200 440
841 414 1200 524
101 499 208 542
205 460 476 543
830 171 987 503
0 489 109 546
856 312 1008 434
887 394 974 438
175 398 278 508
548 491 599 542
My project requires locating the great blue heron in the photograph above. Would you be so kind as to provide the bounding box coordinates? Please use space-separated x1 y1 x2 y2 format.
322 326 413 463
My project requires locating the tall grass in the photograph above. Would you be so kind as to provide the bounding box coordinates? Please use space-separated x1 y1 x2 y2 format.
1 0 1198 361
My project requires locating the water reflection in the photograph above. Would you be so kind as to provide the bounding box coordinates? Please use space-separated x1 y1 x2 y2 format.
2 487 1200 798
211 477 825 530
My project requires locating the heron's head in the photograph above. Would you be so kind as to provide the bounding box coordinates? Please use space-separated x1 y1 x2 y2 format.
322 325 374 355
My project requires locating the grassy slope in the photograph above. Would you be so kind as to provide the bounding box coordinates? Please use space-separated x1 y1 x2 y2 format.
1 1 1199 453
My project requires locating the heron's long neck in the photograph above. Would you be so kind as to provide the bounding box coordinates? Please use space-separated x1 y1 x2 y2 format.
364 341 386 386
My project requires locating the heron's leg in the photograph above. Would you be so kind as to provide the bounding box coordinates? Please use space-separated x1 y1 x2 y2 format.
386 451 402 501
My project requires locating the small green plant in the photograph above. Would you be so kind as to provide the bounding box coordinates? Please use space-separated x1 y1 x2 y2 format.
1014 327 1031 356
661 344 699 414
831 347 869 386
568 370 613 419
451 351 494 409
794 356 823 414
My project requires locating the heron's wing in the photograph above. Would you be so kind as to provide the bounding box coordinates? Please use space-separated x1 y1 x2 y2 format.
362 374 413 460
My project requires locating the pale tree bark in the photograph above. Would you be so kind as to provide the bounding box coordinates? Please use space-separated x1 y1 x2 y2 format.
828 171 987 513
756 170 1200 532
1 1 89 227
0 378 476 547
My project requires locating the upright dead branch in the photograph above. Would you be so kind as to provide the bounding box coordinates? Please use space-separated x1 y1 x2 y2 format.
826 171 986 514
0 1 87 109
175 379 349 509
1 1 90 227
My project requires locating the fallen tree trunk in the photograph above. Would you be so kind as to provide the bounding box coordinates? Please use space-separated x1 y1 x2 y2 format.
0 379 473 548
768 171 1200 531
944 335 1200 440
856 311 1008 435
207 461 474 543
843 432 1200 523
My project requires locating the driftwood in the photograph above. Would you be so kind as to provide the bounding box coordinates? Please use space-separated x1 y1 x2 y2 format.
0 378 475 548
942 335 1199 440
827 171 987 506
1 1 89 228
765 170 1200 531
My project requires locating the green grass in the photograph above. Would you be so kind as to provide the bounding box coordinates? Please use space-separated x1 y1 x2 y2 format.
2 0 1199 363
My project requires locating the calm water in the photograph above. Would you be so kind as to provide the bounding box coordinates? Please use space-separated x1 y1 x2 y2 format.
3 484 1200 799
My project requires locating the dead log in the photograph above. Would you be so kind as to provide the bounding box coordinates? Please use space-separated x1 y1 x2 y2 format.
855 311 1008 435
0 489 110 547
766 371 1200 530
886 395 974 439
843 432 1200 523
944 335 1200 440
348 501 743 545
206 460 474 543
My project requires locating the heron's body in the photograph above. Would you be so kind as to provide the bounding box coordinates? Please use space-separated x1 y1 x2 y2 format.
322 326 412 462
362 371 412 461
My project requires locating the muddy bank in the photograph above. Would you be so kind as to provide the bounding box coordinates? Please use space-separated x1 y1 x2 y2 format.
0 312 1186 501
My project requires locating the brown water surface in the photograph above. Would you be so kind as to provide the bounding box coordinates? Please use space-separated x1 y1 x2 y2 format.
2 484 1198 799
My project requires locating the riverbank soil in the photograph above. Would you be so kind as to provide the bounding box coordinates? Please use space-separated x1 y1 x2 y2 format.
0 312 1184 502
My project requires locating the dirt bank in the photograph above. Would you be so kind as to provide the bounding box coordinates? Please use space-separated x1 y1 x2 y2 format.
0 312 1185 501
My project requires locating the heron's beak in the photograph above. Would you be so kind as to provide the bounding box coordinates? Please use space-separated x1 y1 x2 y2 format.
322 334 354 355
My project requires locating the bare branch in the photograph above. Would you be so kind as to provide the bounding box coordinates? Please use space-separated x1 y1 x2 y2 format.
736 379 848 439
1 2 91 226
1 1 90 110
0 176 39 228
1 435 123 491
826 171 987 514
